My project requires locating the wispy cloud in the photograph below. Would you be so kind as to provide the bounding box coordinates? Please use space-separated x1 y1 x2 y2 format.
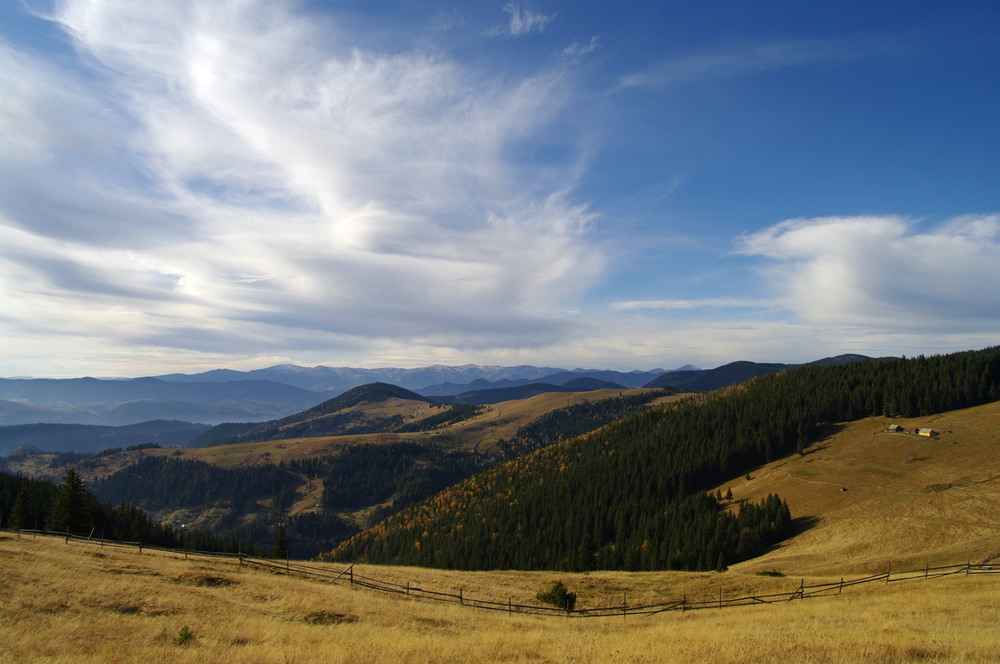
612 297 772 312
619 35 895 89
0 0 599 372
563 36 600 58
492 2 556 37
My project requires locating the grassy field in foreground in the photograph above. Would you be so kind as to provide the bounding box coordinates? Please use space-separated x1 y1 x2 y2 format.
3 533 1000 663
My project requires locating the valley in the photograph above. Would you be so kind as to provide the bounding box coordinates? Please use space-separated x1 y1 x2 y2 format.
1 385 683 556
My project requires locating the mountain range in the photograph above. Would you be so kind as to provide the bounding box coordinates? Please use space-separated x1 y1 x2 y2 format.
0 356 877 454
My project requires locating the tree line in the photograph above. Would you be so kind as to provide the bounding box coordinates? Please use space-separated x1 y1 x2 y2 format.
331 347 1000 571
0 468 250 553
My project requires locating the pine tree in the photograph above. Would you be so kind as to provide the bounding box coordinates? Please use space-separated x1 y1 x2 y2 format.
272 523 289 559
10 486 36 531
46 468 91 534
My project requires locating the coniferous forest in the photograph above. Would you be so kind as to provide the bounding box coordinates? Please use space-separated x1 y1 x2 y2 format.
332 348 1000 571
0 468 250 553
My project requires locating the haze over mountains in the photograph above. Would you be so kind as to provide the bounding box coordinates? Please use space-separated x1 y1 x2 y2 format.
0 355 877 455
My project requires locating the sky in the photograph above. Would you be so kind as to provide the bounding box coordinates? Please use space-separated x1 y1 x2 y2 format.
2 0 999 377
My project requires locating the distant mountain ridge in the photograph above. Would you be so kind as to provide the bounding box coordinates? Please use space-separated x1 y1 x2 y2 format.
643 355 880 392
0 420 211 457
0 357 878 433
440 378 628 405
156 364 570 394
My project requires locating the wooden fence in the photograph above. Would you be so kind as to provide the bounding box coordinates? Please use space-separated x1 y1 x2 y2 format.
5 528 998 619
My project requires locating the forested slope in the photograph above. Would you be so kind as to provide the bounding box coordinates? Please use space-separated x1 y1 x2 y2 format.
0 468 246 553
332 348 1000 571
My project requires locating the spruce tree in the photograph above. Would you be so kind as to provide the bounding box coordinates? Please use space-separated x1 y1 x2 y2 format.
10 486 36 531
272 523 289 559
46 468 91 534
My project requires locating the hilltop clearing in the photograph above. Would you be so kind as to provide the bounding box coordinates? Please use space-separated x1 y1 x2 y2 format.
724 399 1000 577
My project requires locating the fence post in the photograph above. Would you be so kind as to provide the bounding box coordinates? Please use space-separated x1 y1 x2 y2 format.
508 597 512 616
719 588 722 609
925 562 929 579
682 594 686 612
886 563 891 584
966 560 971 576
350 566 353 588
406 582 410 596
623 591 627 618
839 577 843 594
459 588 463 605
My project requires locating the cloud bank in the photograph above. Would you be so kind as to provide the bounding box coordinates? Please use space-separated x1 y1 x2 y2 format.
737 215 1000 332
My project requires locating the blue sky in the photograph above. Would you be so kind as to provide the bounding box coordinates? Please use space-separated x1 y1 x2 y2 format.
2 1 998 377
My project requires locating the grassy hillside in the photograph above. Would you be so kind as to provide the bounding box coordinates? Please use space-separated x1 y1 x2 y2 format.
723 399 1000 576
333 348 1000 571
187 383 441 448
3 533 999 662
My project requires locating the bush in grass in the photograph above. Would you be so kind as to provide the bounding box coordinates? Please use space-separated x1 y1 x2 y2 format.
536 581 576 611
174 626 196 646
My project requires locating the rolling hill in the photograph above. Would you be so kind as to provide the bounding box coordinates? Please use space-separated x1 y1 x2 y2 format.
187 383 442 448
2 386 680 557
332 348 1000 571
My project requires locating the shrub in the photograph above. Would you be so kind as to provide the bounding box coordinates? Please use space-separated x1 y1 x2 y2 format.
174 626 196 646
536 581 576 611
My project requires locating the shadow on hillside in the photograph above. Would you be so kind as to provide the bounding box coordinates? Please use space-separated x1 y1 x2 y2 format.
803 423 848 455
791 515 820 534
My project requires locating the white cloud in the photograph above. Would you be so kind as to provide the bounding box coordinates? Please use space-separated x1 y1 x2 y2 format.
612 297 773 312
737 214 1000 331
494 2 555 37
0 0 600 372
562 36 600 58
619 35 893 89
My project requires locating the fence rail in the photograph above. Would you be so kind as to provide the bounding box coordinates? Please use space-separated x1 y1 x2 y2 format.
4 528 998 619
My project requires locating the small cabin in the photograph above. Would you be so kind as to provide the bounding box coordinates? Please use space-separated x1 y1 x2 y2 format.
904 427 919 434
918 428 936 437
887 424 903 432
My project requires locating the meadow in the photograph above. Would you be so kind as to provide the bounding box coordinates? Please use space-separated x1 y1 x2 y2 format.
3 532 1000 663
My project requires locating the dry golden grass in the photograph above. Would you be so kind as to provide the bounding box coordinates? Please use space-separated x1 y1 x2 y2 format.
723 400 1000 577
3 533 1000 663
